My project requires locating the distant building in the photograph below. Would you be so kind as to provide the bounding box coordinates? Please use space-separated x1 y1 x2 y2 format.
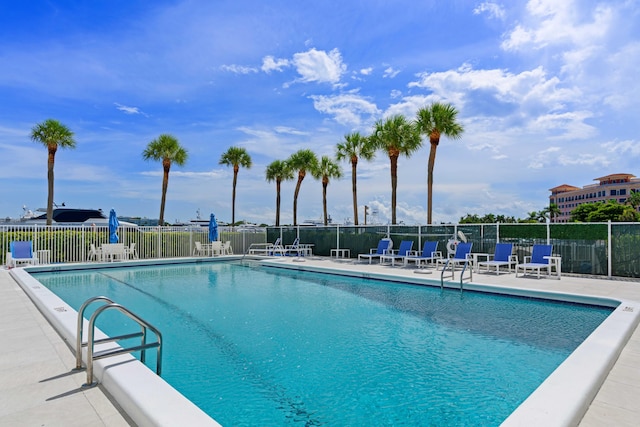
549 173 640 223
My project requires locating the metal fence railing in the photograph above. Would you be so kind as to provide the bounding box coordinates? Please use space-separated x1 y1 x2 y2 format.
0 225 266 266
3 222 639 279
267 222 640 279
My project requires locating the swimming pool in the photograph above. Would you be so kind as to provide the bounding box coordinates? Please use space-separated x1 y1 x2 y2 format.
30 260 615 426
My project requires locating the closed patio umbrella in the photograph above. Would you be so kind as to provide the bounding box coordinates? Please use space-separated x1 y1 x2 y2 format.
209 213 218 242
109 209 119 243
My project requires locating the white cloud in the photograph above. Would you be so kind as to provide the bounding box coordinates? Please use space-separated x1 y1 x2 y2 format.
220 64 258 74
114 103 145 115
274 126 309 136
290 48 346 85
473 2 506 20
501 1 613 51
603 139 640 157
360 67 373 75
310 93 380 127
383 67 400 78
261 56 290 73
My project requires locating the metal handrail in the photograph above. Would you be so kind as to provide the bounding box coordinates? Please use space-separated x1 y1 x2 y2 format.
440 256 473 293
75 297 162 387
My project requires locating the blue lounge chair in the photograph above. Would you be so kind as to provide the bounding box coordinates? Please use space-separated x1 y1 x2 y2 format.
437 242 473 281
358 238 393 264
380 240 414 266
403 241 441 268
516 244 560 279
8 241 38 268
476 243 517 275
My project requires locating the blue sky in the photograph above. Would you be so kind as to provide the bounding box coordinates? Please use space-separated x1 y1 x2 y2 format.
1 0 639 225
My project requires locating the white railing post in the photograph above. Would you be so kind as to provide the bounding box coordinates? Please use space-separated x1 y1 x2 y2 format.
608 220 612 278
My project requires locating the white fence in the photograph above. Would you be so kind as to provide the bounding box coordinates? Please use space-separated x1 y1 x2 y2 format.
1 225 267 265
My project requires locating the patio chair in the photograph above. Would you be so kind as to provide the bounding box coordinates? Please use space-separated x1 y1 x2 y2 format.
87 243 103 262
268 237 285 256
124 242 138 260
476 243 517 275
380 240 414 266
193 241 207 256
357 238 393 264
516 244 560 279
437 242 473 281
284 237 301 256
8 241 38 268
403 241 441 268
222 241 233 255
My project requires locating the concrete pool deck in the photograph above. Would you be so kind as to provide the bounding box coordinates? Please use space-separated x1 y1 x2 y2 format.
1 258 640 426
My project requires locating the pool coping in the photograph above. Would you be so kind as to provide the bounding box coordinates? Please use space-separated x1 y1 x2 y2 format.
9 259 224 427
9 256 640 426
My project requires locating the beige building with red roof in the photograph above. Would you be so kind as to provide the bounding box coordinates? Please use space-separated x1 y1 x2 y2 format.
549 173 640 222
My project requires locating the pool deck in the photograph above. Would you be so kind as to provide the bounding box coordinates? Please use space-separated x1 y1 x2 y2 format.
1 258 640 426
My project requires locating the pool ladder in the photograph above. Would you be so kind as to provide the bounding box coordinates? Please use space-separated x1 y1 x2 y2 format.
440 257 473 293
75 296 163 387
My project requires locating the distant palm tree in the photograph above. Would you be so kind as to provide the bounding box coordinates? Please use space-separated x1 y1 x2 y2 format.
415 102 464 224
265 160 294 226
626 192 640 210
287 149 318 226
369 115 422 224
312 155 343 226
142 134 188 225
219 146 252 227
30 119 76 225
336 132 375 225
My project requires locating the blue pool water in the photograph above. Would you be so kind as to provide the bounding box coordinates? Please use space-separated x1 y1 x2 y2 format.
34 262 613 426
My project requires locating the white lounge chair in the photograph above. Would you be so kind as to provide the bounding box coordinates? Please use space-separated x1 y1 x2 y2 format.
222 241 233 255
516 244 560 279
380 240 414 266
476 243 517 275
403 241 441 268
358 238 393 264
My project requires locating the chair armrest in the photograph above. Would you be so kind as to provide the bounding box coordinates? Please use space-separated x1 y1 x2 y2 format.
432 251 443 258
523 256 532 263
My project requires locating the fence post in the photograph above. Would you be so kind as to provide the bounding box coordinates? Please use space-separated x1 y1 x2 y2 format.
336 225 340 250
608 220 612 278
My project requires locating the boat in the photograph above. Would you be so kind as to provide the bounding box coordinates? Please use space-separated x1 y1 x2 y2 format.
0 206 137 227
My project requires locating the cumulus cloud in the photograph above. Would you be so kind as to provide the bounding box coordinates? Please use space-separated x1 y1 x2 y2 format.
501 0 613 51
360 67 373 75
473 2 506 20
290 48 346 85
310 92 380 127
261 55 290 73
220 64 258 74
528 146 609 169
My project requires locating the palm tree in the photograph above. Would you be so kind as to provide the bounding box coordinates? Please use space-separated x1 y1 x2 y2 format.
265 160 294 226
415 102 464 224
626 191 640 210
30 119 76 225
369 115 422 224
287 149 318 226
219 146 252 227
311 155 343 225
142 134 188 225
335 132 375 225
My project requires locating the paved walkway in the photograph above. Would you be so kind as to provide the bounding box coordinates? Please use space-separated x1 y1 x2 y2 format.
1 260 640 426
0 270 133 426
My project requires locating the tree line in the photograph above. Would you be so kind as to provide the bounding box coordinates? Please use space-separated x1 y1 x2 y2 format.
31 102 464 226
459 197 640 224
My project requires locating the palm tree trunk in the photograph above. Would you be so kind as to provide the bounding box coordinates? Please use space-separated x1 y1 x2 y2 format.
427 143 438 225
46 148 56 226
159 163 171 225
293 175 303 226
351 160 358 225
275 179 281 227
323 181 328 226
390 155 398 224
232 170 238 226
